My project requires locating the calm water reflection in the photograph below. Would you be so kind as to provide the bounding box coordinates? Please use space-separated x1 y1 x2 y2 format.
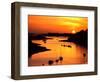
28 36 87 66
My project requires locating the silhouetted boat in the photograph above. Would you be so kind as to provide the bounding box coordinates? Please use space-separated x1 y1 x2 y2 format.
61 44 72 48
67 45 72 48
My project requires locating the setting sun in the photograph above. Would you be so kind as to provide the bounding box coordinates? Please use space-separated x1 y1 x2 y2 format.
72 30 76 34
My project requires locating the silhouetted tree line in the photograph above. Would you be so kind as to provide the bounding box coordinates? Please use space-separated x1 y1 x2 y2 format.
67 30 88 47
43 33 73 37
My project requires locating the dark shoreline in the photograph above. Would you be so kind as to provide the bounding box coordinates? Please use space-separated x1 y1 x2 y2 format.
28 39 50 57
59 30 88 48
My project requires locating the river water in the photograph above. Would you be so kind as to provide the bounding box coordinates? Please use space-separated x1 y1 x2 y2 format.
28 36 87 66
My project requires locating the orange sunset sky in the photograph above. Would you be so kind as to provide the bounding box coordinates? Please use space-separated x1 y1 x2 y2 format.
28 15 88 34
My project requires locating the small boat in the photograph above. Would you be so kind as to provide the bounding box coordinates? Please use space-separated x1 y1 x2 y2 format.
67 45 72 48
61 44 72 48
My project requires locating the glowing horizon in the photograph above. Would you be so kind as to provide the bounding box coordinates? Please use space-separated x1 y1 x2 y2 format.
28 15 88 33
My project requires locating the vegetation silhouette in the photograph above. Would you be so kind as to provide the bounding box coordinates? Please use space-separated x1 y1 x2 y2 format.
59 56 63 62
42 64 45 66
83 53 86 57
43 33 73 37
48 60 54 65
28 35 50 57
55 59 59 63
60 30 88 48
